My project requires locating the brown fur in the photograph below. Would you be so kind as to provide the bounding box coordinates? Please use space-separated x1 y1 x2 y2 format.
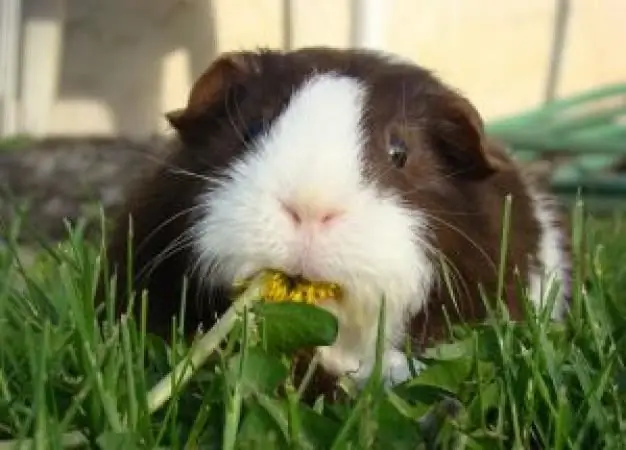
101 47 570 397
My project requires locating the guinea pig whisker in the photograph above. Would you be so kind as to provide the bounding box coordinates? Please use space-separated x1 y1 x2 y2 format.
405 205 495 274
368 160 398 185
188 251 214 292
135 204 208 255
136 231 196 282
431 248 473 311
417 212 497 274
137 239 195 284
412 231 473 310
165 166 216 183
439 168 467 180
123 145 217 184
187 246 226 288
187 253 239 314
407 253 473 351
416 208 483 217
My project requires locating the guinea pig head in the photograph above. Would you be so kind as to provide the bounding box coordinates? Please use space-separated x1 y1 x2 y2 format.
158 48 508 378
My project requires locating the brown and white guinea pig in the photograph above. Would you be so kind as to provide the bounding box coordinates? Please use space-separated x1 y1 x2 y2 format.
104 47 571 387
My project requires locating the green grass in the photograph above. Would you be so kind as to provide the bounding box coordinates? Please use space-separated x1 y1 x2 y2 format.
0 203 625 449
0 136 34 153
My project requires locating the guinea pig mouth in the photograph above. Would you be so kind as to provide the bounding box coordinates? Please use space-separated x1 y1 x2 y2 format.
233 269 343 304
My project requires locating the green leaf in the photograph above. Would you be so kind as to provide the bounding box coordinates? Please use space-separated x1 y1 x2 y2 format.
405 358 473 396
296 402 342 449
615 369 626 396
254 302 338 354
466 381 501 426
249 393 340 450
227 347 289 397
386 389 431 421
421 337 474 361
237 402 288 449
373 395 424 449
471 325 510 362
96 431 140 450
462 429 509 448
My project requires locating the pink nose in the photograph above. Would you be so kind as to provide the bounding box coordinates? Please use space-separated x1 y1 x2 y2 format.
281 201 342 225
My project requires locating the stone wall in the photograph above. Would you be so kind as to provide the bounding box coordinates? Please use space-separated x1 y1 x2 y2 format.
0 137 170 241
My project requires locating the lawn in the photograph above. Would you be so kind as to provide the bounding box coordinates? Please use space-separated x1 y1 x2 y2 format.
0 202 625 449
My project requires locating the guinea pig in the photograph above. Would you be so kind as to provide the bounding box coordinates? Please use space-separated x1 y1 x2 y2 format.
103 47 571 388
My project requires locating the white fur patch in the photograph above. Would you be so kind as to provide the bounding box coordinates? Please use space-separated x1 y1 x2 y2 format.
192 73 434 383
527 188 569 320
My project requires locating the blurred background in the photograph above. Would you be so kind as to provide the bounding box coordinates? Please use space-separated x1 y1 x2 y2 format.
1 0 625 240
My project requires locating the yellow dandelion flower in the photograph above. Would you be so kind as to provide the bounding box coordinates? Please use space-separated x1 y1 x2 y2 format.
233 269 342 304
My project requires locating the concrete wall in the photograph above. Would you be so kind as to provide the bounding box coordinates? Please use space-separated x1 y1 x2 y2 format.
21 0 626 138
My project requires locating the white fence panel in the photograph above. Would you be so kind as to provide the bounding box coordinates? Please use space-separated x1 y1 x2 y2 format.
0 0 22 137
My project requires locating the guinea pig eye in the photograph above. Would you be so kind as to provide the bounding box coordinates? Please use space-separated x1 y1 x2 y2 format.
243 119 265 144
388 135 409 168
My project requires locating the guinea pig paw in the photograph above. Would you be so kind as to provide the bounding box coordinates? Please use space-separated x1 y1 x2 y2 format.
348 349 425 390
381 349 425 388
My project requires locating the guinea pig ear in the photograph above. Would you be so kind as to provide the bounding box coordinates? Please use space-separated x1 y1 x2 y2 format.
429 92 503 181
165 51 262 136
